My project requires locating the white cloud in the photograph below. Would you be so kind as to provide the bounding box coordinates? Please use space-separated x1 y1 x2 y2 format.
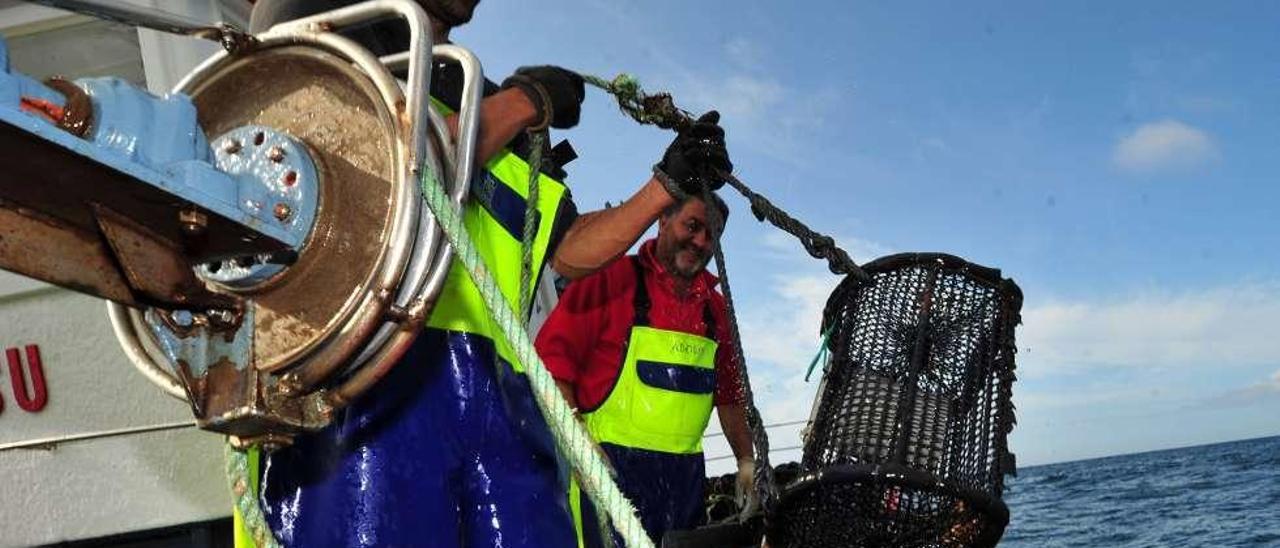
739 232 895 372
1112 119 1217 173
684 74 784 124
1020 282 1280 375
738 273 837 370
1201 368 1280 408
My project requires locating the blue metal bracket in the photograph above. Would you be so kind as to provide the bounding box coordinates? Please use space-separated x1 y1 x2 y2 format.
199 125 321 286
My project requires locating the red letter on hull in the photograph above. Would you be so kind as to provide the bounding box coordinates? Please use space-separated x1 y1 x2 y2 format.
6 345 48 412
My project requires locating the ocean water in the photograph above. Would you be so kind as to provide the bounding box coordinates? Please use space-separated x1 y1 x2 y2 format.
1002 435 1280 547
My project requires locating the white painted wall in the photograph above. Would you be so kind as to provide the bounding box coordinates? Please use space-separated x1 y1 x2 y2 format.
0 2 252 544
0 278 230 547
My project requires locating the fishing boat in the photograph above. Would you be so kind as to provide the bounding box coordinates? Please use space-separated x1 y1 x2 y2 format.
0 2 1022 546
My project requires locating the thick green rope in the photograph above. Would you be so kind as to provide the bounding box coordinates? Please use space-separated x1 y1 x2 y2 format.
518 130 546 322
226 444 278 548
417 162 654 547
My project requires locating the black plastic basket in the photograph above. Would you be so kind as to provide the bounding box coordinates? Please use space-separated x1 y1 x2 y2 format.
769 253 1022 548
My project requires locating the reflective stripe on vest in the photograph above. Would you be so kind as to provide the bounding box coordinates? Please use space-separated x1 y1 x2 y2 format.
583 258 718 455
425 97 568 371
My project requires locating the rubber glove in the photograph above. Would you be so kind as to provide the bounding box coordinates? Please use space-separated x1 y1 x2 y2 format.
655 111 733 195
501 65 586 130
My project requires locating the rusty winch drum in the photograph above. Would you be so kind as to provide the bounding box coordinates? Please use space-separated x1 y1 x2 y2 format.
105 3 480 448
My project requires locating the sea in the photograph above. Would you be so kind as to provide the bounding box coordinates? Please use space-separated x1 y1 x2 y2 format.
1001 435 1280 547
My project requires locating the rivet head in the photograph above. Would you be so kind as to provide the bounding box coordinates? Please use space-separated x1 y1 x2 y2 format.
273 203 292 221
268 146 285 163
179 208 207 235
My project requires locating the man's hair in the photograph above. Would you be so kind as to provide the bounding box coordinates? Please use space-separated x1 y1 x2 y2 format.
661 191 730 225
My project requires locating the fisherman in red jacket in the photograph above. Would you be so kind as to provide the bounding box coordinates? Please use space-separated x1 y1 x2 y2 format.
536 159 756 545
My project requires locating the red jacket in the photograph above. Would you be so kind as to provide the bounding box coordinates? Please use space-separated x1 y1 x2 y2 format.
535 239 744 411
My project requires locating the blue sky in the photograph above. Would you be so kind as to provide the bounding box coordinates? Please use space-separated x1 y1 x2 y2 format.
454 1 1280 470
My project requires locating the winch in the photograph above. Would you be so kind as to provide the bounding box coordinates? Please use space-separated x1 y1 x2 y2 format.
0 0 477 449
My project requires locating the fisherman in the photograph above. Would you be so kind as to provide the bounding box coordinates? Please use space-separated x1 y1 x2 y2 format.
535 134 755 546
237 1 736 546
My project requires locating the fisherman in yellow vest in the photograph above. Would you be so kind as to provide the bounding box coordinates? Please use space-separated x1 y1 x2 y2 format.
535 137 756 545
236 1 735 546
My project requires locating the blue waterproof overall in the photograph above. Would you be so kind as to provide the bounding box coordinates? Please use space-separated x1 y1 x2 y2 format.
246 95 577 546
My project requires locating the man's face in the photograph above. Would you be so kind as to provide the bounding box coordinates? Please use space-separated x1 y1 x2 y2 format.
657 199 721 280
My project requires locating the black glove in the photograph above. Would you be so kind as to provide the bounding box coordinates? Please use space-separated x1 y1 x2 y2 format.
656 111 733 195
501 66 585 130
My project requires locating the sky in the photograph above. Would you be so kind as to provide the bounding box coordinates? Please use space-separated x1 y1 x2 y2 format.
453 1 1280 471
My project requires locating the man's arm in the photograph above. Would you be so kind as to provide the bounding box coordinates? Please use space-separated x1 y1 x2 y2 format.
717 403 754 463
444 87 538 168
551 177 674 280
551 111 733 280
534 262 617 411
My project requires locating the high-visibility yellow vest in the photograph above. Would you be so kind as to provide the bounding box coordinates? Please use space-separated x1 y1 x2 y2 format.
581 258 719 455
425 98 570 371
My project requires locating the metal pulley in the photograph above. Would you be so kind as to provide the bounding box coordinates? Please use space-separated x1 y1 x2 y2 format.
119 3 481 449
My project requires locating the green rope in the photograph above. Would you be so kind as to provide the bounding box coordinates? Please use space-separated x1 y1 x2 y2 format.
804 326 835 382
226 443 278 548
582 74 694 131
417 160 654 547
518 130 546 322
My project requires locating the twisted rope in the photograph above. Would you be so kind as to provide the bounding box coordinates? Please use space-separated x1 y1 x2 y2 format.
226 444 278 548
723 175 869 281
697 183 781 514
584 74 869 281
518 129 546 321
582 74 695 132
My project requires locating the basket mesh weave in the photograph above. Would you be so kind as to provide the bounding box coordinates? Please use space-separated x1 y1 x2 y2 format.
770 253 1022 548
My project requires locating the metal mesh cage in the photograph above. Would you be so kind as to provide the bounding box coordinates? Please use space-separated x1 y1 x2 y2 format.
770 253 1022 548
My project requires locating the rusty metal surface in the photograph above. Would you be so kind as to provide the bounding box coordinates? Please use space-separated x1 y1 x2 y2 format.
42 78 94 137
175 341 331 443
93 204 238 310
0 200 137 304
0 117 289 263
184 44 400 379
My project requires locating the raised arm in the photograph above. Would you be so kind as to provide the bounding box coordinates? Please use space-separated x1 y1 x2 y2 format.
551 177 674 280
552 111 733 280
